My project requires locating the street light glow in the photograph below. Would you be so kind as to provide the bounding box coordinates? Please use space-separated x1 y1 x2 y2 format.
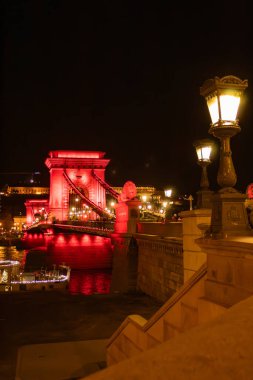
220 95 240 122
193 139 214 208
164 189 172 197
200 75 248 128
207 95 240 125
196 146 211 161
194 139 213 163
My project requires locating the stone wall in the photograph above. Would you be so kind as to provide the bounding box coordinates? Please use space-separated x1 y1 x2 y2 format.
135 234 183 302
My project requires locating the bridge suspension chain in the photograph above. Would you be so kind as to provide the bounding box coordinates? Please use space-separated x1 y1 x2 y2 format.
62 170 114 219
91 170 119 199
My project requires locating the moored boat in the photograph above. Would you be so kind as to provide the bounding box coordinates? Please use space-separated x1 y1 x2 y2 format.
0 260 70 292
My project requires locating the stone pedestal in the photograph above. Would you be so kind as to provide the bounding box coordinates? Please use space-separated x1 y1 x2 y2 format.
210 190 252 238
114 199 141 234
110 234 139 294
196 236 253 307
180 209 212 283
110 198 141 293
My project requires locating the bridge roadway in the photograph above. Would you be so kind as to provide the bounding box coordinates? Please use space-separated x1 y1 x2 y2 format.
52 223 114 237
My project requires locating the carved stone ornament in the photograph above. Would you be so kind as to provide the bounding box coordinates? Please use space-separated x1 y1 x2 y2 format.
118 181 137 202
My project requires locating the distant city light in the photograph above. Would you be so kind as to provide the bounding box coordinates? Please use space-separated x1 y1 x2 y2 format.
164 189 172 197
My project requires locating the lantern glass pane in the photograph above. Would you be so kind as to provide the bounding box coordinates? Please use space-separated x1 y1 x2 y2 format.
196 147 202 161
207 96 219 124
201 146 211 160
220 95 240 122
196 146 211 161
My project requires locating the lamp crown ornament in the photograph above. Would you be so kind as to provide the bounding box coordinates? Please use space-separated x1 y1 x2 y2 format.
200 75 248 98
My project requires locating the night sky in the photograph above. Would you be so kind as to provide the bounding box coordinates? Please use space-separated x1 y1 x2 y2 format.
1 1 253 197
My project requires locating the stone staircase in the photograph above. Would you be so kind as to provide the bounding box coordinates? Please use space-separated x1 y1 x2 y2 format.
106 262 227 366
82 294 253 380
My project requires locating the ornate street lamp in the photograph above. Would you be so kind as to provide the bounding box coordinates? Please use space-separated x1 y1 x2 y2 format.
200 75 248 189
193 138 214 208
200 75 251 237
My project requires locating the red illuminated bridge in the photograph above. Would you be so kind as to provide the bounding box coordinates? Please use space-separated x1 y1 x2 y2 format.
44 150 119 223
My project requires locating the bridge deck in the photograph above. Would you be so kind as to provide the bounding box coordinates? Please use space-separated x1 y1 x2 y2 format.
52 223 113 237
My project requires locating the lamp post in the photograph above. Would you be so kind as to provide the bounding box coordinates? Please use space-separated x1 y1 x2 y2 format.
193 138 214 208
200 75 251 237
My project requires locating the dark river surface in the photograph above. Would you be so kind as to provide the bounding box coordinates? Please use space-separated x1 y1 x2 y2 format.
0 232 113 295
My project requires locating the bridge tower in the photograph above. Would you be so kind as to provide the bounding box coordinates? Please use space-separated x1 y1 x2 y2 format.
45 150 114 222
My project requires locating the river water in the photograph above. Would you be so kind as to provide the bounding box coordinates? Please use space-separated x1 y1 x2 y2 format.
0 232 113 295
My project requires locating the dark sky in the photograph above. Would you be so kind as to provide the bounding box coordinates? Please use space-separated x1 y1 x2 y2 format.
1 0 253 197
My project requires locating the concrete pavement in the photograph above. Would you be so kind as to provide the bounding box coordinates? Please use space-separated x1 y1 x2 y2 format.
15 339 108 380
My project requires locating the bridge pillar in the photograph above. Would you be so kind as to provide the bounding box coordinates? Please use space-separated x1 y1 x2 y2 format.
24 199 49 226
110 182 141 293
114 199 141 234
110 234 139 294
45 151 110 222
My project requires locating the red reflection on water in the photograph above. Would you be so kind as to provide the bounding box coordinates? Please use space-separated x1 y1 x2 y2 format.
21 232 113 295
55 234 66 244
69 269 111 295
46 233 113 270
22 232 45 248
47 233 113 295
81 235 91 244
